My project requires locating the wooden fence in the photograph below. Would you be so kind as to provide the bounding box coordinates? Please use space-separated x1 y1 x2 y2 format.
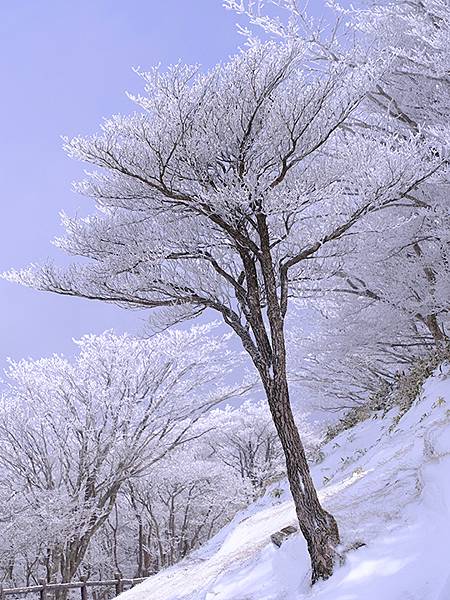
0 574 147 600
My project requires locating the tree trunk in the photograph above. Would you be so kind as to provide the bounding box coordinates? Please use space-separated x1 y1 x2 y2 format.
266 371 340 583
424 314 447 345
137 520 144 577
251 213 340 583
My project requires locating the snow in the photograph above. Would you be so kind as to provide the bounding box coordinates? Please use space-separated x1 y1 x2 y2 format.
118 367 450 600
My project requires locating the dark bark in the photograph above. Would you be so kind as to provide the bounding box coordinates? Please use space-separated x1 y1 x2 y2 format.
412 242 448 346
222 212 341 584
259 213 340 583
265 373 340 583
137 520 144 577
424 314 446 345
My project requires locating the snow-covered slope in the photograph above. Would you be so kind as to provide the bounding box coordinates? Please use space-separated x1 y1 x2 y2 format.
119 368 450 600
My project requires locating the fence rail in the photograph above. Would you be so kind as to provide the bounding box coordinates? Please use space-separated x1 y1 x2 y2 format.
0 574 147 600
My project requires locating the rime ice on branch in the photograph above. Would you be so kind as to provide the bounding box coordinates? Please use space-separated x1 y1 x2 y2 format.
4 17 446 582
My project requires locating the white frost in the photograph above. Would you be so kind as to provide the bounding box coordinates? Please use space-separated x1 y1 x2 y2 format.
117 368 450 600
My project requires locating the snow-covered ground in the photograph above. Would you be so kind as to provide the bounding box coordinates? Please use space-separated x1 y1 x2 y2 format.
118 368 450 600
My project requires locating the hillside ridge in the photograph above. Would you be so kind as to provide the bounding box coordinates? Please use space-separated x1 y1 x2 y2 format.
118 367 450 600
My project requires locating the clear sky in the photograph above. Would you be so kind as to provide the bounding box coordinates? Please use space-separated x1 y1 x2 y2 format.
0 0 334 371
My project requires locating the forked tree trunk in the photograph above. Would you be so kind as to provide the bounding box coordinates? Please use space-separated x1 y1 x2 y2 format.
246 214 341 583
264 369 340 583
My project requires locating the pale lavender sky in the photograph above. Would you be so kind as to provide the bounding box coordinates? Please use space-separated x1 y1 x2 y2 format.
0 0 335 370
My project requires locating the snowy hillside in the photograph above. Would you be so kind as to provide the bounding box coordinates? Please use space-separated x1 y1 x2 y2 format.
116 367 450 600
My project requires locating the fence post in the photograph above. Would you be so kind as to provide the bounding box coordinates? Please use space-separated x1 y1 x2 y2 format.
39 579 47 600
80 576 88 600
114 573 123 596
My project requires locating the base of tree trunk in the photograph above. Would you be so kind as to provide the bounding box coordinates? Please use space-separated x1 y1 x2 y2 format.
266 380 340 586
306 509 340 584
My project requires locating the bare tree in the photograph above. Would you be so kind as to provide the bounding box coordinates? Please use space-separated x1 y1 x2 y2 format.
202 400 285 495
0 329 242 583
124 447 246 574
5 38 442 581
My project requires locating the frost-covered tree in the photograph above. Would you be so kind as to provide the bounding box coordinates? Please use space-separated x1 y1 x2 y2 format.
342 0 450 346
202 399 322 494
4 35 443 580
232 0 450 337
348 0 450 134
289 190 449 413
125 448 248 574
289 300 418 412
228 1 449 404
202 400 285 495
0 329 241 584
